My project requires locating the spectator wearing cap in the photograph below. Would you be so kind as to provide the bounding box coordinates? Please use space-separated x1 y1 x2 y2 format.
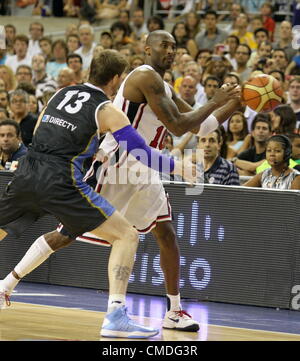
0 119 27 171
75 24 96 70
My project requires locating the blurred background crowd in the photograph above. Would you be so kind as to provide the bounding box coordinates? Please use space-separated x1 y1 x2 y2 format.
1 0 300 189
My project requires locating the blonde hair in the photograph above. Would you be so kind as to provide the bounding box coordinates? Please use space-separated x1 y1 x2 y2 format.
0 65 16 91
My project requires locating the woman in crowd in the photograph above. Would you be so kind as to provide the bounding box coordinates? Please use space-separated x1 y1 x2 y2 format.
0 65 16 92
171 21 198 58
66 34 81 54
226 111 249 152
270 104 297 134
184 11 201 39
244 135 300 189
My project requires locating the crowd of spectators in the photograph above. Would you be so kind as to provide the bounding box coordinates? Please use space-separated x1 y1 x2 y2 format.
1 0 300 189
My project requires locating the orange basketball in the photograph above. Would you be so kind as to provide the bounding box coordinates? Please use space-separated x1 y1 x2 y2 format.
241 74 283 112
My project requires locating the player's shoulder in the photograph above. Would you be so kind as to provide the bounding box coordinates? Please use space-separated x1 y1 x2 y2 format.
129 64 161 81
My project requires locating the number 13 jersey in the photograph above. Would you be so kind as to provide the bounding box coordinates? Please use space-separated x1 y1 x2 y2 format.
32 83 110 161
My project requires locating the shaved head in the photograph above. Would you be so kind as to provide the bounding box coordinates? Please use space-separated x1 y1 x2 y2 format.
145 30 175 46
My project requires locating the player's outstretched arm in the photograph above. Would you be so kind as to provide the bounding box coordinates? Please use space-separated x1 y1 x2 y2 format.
130 69 240 136
98 103 196 183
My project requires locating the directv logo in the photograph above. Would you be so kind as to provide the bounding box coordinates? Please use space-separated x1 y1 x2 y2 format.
42 114 50 122
0 26 5 50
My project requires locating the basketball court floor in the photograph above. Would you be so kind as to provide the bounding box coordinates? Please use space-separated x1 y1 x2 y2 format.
1 282 300 341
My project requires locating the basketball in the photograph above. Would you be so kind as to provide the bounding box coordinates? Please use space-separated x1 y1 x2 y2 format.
241 74 283 112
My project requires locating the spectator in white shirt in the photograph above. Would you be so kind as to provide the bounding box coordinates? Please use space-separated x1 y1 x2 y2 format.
5 35 32 74
28 22 44 57
130 8 148 40
75 24 96 71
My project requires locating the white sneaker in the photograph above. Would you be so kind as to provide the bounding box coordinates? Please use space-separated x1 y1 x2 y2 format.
0 290 11 310
163 310 200 332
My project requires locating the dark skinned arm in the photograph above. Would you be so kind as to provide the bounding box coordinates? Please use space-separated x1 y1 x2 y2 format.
124 68 240 137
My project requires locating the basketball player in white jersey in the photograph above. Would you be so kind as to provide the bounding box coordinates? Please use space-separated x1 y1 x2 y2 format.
76 31 242 332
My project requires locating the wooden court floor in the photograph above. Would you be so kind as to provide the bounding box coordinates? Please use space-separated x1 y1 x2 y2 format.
1 302 300 341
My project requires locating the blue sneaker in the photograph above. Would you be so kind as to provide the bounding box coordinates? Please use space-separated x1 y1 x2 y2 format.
100 306 159 338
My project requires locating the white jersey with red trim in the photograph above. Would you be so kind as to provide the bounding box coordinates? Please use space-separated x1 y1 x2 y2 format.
99 64 172 157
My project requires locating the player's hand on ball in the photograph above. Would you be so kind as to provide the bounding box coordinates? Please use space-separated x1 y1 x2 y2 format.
212 83 241 107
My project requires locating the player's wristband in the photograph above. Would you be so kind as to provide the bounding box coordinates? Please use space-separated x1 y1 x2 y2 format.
112 125 175 173
197 114 219 137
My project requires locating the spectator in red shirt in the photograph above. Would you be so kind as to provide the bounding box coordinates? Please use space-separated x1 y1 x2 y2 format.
260 2 276 41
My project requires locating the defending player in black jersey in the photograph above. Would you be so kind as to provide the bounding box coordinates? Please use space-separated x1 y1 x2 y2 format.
0 50 197 339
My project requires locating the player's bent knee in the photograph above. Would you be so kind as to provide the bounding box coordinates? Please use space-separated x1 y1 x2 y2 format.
44 231 74 251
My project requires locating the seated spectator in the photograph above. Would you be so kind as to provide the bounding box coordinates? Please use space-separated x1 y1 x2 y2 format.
130 55 144 70
0 64 16 91
231 13 257 51
147 15 165 33
195 10 228 51
234 113 272 176
269 69 287 101
5 35 32 73
119 45 133 63
74 24 96 71
202 55 233 83
184 11 201 39
287 76 300 125
99 31 114 49
15 65 32 85
32 54 57 99
0 119 28 171
271 49 288 74
254 27 270 46
196 128 240 185
195 49 212 71
219 124 237 160
130 7 148 40
28 22 43 57
110 21 133 50
39 37 53 62
4 24 16 56
65 24 79 38
224 35 239 70
249 15 264 33
46 40 68 79
9 89 37 147
16 81 36 96
64 0 81 17
163 70 175 86
272 21 296 63
67 54 84 84
198 75 222 106
223 2 244 33
0 107 9 121
119 9 133 36
0 90 9 110
172 51 192 80
248 40 273 69
235 44 252 83
226 111 249 152
171 21 198 58
28 94 38 116
57 67 76 89
270 104 297 134
244 135 300 189
66 34 81 54
94 0 129 21
260 2 276 41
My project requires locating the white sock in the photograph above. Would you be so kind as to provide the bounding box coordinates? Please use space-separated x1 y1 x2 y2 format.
14 235 54 279
107 294 126 314
167 293 182 312
0 272 19 295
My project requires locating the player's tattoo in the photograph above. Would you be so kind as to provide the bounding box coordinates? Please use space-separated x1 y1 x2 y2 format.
113 265 130 281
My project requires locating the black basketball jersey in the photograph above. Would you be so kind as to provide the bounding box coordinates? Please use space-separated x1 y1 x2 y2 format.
32 83 111 161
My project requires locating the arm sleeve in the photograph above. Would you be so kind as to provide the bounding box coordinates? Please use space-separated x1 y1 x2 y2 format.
112 125 175 174
196 114 219 137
